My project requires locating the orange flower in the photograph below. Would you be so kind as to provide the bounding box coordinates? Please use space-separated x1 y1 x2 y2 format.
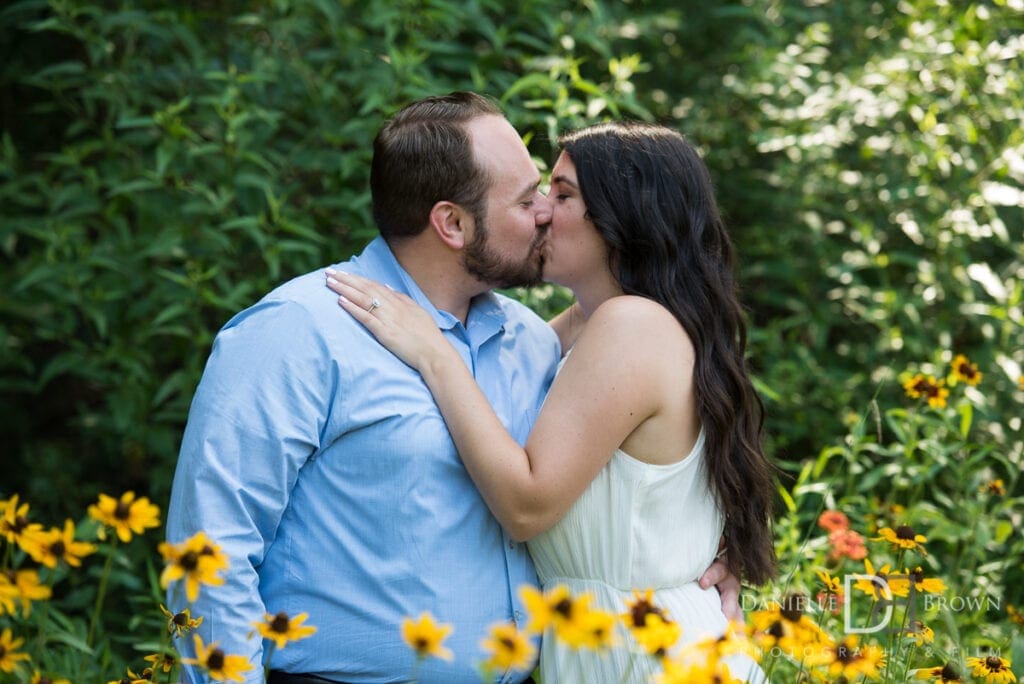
828 528 867 560
818 510 850 533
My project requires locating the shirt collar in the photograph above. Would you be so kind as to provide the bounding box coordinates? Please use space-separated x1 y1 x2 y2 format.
350 237 507 343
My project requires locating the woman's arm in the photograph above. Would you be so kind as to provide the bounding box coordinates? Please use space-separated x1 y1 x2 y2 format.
326 271 687 540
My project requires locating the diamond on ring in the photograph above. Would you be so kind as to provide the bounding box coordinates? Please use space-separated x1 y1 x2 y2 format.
367 297 382 313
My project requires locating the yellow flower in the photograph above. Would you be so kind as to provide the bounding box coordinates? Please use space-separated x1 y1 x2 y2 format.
904 620 935 646
1018 375 1024 390
1009 604 1024 627
980 479 1006 495
480 622 536 673
903 374 949 408
4 568 52 617
967 655 1017 683
519 584 596 646
88 491 161 543
0 495 46 555
914 662 964 681
654 655 742 684
751 594 827 653
160 604 203 637
0 628 30 673
401 612 454 661
950 354 982 385
875 525 928 554
144 652 178 673
816 569 843 594
0 574 19 616
889 567 946 597
629 612 681 658
852 558 898 599
807 634 885 679
253 611 317 650
31 672 72 684
573 607 617 650
27 519 97 568
106 667 152 684
158 531 230 602
182 634 255 682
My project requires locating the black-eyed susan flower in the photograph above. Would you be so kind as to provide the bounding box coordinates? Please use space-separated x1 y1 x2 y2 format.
31 672 72 684
0 495 46 555
980 478 1006 495
622 589 679 657
143 652 177 673
816 569 842 594
88 491 161 543
750 594 827 653
628 612 681 659
158 531 229 602
807 634 885 679
0 628 30 673
4 568 51 617
817 510 850 532
0 575 18 616
875 525 928 554
903 374 950 408
852 558 897 599
966 654 1017 683
914 662 963 681
253 611 317 650
520 584 596 647
401 612 454 661
1009 605 1024 627
182 635 254 682
160 604 203 637
950 354 982 386
480 622 536 672
107 666 152 684
904 620 935 646
27 519 96 568
654 654 742 684
891 567 946 597
573 607 617 650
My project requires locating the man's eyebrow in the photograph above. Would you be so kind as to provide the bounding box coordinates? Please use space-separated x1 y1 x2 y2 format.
515 178 542 200
550 174 579 189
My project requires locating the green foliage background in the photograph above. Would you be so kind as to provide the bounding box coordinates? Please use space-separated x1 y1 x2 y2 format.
1 0 1022 673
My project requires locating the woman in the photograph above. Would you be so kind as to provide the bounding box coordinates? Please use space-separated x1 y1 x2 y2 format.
327 122 775 681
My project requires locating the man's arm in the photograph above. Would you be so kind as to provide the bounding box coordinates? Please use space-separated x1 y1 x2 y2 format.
165 300 330 680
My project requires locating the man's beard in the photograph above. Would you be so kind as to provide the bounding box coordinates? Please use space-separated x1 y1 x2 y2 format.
463 218 548 289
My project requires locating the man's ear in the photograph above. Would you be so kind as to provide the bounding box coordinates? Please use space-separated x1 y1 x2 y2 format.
428 201 471 249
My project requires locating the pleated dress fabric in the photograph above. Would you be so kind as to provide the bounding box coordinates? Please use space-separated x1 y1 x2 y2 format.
526 428 766 682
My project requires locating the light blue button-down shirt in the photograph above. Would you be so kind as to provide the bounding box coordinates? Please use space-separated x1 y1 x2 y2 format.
166 237 560 683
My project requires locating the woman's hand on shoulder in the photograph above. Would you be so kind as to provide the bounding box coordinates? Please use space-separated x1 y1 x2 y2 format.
325 270 450 371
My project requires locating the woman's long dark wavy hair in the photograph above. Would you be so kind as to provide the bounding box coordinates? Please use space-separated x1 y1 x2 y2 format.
559 122 776 585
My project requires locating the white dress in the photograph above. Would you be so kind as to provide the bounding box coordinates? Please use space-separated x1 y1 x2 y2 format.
526 429 766 682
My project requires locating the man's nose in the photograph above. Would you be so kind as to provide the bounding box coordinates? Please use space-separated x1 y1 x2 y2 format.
534 193 553 226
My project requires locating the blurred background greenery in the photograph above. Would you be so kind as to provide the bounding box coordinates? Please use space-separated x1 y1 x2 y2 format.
1 0 1022 672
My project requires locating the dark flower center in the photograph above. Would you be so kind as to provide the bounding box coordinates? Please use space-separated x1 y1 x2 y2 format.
200 544 215 555
985 656 1003 670
173 612 189 626
499 636 516 650
207 649 225 669
414 637 429 651
836 643 857 664
180 551 199 571
114 501 132 520
767 620 785 638
896 525 916 540
941 663 961 680
0 645 6 657
780 594 805 622
270 612 290 633
554 598 573 618
911 568 925 583
50 540 66 557
13 516 29 532
629 599 665 627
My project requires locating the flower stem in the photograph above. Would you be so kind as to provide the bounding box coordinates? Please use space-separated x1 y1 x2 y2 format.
87 536 118 648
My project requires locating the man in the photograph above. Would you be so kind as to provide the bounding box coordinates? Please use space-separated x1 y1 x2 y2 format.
166 92 739 683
